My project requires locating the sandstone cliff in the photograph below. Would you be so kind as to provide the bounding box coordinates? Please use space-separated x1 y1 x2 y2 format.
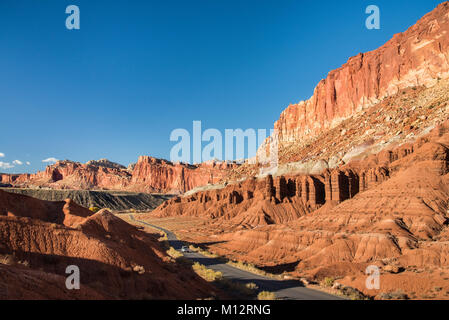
275 2 449 146
2 157 237 194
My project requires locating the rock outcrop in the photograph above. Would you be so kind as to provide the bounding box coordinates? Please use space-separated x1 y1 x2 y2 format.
128 156 237 194
274 2 449 146
2 157 237 194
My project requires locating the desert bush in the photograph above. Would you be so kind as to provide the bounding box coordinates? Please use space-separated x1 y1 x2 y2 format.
246 282 259 291
227 261 280 279
321 277 335 287
132 265 145 275
0 254 16 265
89 206 100 213
216 279 258 297
192 262 223 282
189 245 219 258
257 291 277 300
167 247 183 259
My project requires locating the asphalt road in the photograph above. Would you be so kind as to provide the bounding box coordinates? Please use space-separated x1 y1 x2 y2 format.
129 214 343 300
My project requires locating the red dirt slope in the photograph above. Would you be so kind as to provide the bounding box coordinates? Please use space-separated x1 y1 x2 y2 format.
0 190 220 299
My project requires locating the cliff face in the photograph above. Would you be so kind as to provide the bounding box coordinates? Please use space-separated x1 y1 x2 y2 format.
2 157 237 194
129 156 236 194
7 160 132 191
152 121 449 226
275 2 449 145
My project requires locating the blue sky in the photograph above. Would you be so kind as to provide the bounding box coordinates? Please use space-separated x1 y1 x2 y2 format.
0 0 444 173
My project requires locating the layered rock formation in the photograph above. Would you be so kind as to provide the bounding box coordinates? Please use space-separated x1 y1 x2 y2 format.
153 120 449 224
0 190 220 299
128 156 236 194
226 3 449 182
142 3 449 300
275 2 449 145
146 120 449 299
1 157 237 194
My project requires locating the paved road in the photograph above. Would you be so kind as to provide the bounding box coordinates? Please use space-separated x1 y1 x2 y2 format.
129 214 343 300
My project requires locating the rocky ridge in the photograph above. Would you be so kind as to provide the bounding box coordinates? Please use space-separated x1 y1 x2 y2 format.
1 156 238 194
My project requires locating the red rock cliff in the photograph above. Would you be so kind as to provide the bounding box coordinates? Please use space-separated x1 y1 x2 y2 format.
3 157 237 194
275 2 449 145
129 156 237 193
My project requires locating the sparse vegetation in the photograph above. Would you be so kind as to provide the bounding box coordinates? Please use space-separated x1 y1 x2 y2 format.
0 254 30 268
246 282 259 291
192 262 223 282
167 247 183 259
321 277 335 288
89 206 100 213
257 291 277 300
187 244 283 280
132 265 145 275
0 254 16 266
189 245 219 258
190 262 261 298
159 232 168 241
227 260 281 279
217 279 259 297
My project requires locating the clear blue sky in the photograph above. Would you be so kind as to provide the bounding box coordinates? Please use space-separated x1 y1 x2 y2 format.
0 0 444 173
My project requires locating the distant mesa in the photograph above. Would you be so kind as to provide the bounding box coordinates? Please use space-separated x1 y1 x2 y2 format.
0 156 238 194
86 158 126 170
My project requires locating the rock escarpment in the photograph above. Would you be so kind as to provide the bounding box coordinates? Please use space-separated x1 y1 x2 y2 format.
129 157 237 194
1 157 237 194
275 2 449 146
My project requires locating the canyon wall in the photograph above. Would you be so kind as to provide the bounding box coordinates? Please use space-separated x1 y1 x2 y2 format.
274 2 449 146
